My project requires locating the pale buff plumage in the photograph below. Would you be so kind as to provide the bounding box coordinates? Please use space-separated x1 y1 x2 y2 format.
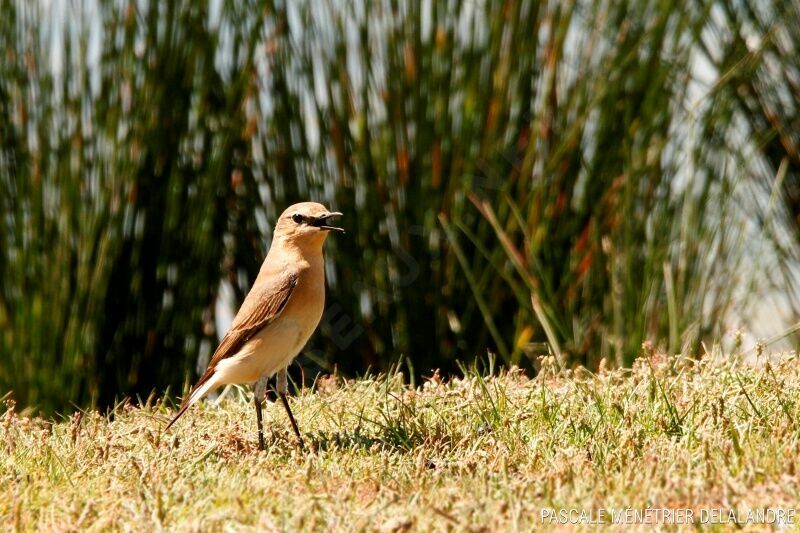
166 202 342 449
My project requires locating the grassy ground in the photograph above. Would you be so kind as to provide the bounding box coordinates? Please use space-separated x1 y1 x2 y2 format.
2 350 799 531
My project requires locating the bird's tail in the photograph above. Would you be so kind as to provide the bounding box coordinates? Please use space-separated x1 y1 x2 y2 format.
165 374 220 431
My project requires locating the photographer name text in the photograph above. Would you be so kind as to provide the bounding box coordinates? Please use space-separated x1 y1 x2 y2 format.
541 507 794 525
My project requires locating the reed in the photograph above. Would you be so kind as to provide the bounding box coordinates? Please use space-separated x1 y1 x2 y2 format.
0 0 795 413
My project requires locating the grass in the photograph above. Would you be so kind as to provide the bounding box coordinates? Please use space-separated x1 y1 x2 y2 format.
2 350 799 530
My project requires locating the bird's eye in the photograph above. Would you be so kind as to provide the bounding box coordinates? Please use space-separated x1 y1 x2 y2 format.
291 213 304 224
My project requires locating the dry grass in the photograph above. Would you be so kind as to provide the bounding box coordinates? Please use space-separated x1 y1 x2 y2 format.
2 351 799 531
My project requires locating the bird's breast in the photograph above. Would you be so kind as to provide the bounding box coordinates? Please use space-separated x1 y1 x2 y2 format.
282 259 326 328
256 260 325 372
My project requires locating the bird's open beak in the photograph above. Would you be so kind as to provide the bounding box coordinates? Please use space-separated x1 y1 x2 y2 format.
311 212 344 233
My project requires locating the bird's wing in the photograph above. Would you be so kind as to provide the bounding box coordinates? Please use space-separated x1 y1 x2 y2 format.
166 269 298 429
196 269 299 386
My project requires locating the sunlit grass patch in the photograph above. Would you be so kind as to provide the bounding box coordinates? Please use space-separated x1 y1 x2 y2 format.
2 351 799 530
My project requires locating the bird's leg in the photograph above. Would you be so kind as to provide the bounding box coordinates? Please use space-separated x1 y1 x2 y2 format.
253 376 269 451
276 368 305 450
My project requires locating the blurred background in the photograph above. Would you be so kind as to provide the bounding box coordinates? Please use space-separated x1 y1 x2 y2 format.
1 0 798 415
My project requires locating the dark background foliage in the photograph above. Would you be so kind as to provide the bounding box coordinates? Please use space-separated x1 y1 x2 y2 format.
0 0 797 414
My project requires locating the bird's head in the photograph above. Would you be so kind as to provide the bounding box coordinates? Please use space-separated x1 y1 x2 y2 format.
273 202 344 249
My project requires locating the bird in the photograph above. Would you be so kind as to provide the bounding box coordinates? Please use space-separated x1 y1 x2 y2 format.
166 202 344 451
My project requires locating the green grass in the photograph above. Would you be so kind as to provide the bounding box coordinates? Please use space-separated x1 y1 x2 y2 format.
2 351 799 530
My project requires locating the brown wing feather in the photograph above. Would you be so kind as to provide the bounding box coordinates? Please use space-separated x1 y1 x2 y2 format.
190 271 298 393
166 269 299 430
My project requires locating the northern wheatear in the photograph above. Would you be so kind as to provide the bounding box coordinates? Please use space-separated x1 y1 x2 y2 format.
166 202 343 450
